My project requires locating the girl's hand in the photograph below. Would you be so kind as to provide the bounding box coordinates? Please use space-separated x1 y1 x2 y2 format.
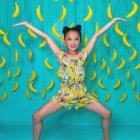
13 21 28 27
113 18 127 22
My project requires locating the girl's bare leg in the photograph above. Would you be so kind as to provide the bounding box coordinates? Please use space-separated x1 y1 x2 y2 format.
85 101 111 140
33 101 63 140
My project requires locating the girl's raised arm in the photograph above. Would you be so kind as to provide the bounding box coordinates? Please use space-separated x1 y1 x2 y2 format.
13 21 60 57
85 18 127 55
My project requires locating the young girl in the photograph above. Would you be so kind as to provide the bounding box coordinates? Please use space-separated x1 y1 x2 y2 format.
13 18 126 140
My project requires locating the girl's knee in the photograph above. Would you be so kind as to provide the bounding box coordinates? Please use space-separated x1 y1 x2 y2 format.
104 110 112 120
33 112 43 123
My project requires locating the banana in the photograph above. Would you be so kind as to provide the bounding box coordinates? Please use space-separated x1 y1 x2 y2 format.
107 65 111 76
70 22 74 27
3 33 12 46
7 68 11 79
36 5 44 22
44 58 53 70
102 33 110 47
120 92 127 103
69 0 74 2
12 2 20 18
27 28 38 38
15 49 18 62
12 82 19 92
114 21 125 36
28 70 37 83
126 1 138 18
0 91 8 101
38 40 47 48
113 78 121 89
134 63 140 70
28 49 33 60
107 3 112 19
42 88 47 99
132 80 136 90
137 22 140 32
90 70 97 81
0 56 6 68
29 82 38 93
92 51 96 63
46 79 54 90
128 48 137 61
110 49 117 62
136 93 140 102
116 58 125 70
60 5 67 22
13 67 21 77
91 88 98 98
98 78 105 89
18 32 25 47
122 33 131 47
0 29 5 35
104 92 111 101
84 34 88 46
100 58 106 70
84 5 93 22
95 22 99 33
52 24 61 38
126 69 130 80
26 88 31 100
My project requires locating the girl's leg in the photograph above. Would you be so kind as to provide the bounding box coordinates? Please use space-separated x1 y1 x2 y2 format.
33 101 63 140
85 101 111 140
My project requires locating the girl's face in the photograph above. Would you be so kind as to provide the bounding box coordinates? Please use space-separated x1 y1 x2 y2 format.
64 31 81 52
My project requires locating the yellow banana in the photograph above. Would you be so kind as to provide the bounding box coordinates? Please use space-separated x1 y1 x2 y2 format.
7 68 11 79
91 88 98 98
0 29 5 35
107 3 112 19
134 63 140 70
100 58 106 70
114 21 125 36
26 88 31 100
27 28 38 38
44 58 53 70
122 33 131 47
90 70 97 81
137 22 140 32
36 5 44 22
102 34 110 47
136 93 140 102
128 48 137 61
98 78 105 89
42 88 47 99
92 51 96 63
12 2 20 18
46 79 54 90
104 92 111 101
69 0 74 2
28 49 33 60
15 49 18 62
13 67 21 77
29 82 38 93
18 32 25 47
3 33 12 46
0 91 8 101
28 70 37 83
116 58 125 70
126 1 138 18
110 49 117 62
84 5 93 22
70 22 74 28
52 24 61 38
107 65 111 76
12 82 19 92
95 22 99 33
60 5 67 22
132 80 136 90
0 56 6 68
126 69 130 80
38 40 47 48
120 92 127 103
84 34 88 46
113 78 121 89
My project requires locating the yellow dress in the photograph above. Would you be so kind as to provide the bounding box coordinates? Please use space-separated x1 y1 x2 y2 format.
51 48 97 110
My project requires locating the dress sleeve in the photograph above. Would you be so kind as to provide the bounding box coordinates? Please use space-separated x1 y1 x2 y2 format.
57 50 66 63
80 48 88 61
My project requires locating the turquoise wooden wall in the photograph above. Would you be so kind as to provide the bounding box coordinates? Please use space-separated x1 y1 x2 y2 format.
0 0 140 126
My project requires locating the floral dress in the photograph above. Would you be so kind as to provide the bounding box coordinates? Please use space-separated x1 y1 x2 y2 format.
51 48 97 110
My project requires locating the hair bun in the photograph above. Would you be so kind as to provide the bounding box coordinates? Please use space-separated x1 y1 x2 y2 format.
75 25 81 32
62 26 69 34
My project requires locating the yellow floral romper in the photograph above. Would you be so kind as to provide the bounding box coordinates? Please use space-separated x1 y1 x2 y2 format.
51 48 97 110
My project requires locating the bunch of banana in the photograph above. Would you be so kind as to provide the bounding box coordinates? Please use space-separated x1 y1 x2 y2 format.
91 88 98 98
52 24 61 38
18 32 25 47
0 29 5 35
46 79 54 90
29 82 37 93
42 88 47 99
27 27 38 38
84 5 93 22
13 67 21 77
126 69 130 80
92 51 96 63
44 58 53 70
12 82 19 92
12 2 20 18
134 63 140 70
122 33 131 47
26 88 31 100
107 65 111 76
132 80 136 90
3 33 12 46
36 5 44 22
137 22 140 32
104 91 111 101
60 5 67 22
128 48 137 61
120 92 127 103
7 68 11 79
110 49 117 62
126 1 138 18
107 3 112 19
84 34 88 47
113 78 121 89
38 40 47 48
114 22 125 36
95 22 99 33
98 78 105 89
28 49 33 60
102 34 110 47
0 56 6 68
15 49 18 62
28 70 37 83
100 58 106 70
0 91 8 101
90 70 97 81
136 93 140 102
116 58 125 70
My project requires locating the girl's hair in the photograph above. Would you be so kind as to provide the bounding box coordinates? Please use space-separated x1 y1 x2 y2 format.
62 25 81 39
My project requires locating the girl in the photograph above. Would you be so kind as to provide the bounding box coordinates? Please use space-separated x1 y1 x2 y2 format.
13 17 126 140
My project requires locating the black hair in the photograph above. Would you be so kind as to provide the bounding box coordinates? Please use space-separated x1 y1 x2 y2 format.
62 25 81 39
